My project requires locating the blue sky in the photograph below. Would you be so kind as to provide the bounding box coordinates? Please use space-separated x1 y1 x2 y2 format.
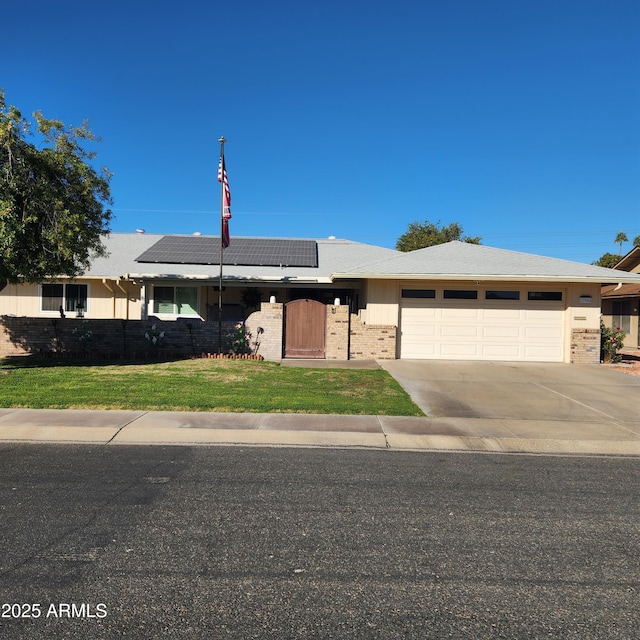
3 0 639 263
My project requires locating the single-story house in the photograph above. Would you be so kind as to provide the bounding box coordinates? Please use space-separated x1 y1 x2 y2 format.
2 232 640 363
601 245 640 348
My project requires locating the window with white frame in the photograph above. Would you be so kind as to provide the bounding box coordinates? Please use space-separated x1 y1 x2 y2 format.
152 286 199 316
40 283 88 314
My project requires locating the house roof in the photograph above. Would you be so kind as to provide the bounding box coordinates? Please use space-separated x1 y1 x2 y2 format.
84 235 640 286
601 283 640 299
614 245 640 273
84 233 400 284
332 241 640 284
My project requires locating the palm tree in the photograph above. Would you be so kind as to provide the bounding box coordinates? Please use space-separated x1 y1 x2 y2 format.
614 231 628 255
633 234 640 248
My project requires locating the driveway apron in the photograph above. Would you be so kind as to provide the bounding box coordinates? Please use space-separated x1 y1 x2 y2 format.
380 360 640 426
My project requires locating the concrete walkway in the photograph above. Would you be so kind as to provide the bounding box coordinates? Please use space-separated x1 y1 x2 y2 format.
0 360 639 456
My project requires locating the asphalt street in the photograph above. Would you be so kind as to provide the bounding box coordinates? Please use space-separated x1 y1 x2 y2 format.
0 444 638 639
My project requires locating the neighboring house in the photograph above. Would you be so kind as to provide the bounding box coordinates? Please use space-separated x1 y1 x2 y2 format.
2 233 640 363
601 245 640 348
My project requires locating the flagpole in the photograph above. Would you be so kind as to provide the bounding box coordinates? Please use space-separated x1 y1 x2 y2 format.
217 136 226 354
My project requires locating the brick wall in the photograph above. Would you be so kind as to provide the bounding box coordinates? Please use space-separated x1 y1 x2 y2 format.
244 303 283 361
5 314 599 365
325 305 350 359
2 306 399 362
0 316 254 359
570 328 601 364
243 304 398 361
349 314 397 360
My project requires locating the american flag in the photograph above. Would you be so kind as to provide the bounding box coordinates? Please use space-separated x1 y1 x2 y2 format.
217 155 232 248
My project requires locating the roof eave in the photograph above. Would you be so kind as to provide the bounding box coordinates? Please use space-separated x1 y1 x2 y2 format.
124 273 331 284
331 272 640 284
614 246 640 271
602 292 640 299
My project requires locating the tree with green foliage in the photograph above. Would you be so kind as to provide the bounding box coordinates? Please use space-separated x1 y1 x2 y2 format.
591 253 621 269
0 90 112 291
633 234 640 248
614 231 628 255
396 219 481 252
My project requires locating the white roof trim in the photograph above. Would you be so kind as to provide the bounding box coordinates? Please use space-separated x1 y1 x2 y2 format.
124 273 332 284
330 272 640 284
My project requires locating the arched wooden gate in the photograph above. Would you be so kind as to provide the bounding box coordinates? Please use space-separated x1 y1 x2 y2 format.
284 299 326 358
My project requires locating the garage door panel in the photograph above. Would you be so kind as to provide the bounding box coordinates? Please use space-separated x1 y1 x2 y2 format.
400 292 564 362
484 308 521 319
441 308 480 319
403 317 437 329
483 325 521 338
402 342 439 358
524 326 563 339
415 325 438 338
403 306 437 319
440 344 481 357
525 309 560 320
441 325 479 338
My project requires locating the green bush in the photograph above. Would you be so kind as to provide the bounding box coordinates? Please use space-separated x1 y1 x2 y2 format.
224 322 251 355
601 320 625 363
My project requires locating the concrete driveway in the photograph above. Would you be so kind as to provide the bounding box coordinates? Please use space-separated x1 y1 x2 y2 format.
380 360 640 432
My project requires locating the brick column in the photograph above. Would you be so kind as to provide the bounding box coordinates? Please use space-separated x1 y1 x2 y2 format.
570 328 600 364
325 304 350 359
349 314 397 360
245 303 283 361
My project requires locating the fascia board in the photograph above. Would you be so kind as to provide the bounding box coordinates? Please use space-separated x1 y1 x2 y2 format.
614 246 640 270
330 272 640 284
124 273 329 284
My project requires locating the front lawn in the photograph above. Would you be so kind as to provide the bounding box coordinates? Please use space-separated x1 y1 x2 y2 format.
0 357 424 416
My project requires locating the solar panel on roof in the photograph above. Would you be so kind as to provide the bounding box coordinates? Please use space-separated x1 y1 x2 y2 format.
135 236 318 268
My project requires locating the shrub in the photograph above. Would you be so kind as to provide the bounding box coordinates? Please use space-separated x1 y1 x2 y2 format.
601 320 625 363
224 322 251 355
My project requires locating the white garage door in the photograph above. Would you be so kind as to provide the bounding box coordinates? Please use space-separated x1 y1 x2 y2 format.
400 288 565 362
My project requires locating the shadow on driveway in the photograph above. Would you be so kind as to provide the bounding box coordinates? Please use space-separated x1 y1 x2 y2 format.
380 360 640 425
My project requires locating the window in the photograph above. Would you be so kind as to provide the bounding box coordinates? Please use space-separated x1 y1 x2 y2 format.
486 290 520 300
443 289 477 299
41 284 64 312
176 287 198 315
40 283 87 313
153 287 176 314
612 300 632 334
152 286 199 315
528 291 563 301
65 284 88 313
402 289 436 298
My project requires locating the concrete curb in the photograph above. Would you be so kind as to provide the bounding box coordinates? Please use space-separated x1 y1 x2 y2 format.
0 409 638 456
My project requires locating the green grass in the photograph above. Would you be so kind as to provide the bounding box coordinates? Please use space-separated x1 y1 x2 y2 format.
0 357 424 416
